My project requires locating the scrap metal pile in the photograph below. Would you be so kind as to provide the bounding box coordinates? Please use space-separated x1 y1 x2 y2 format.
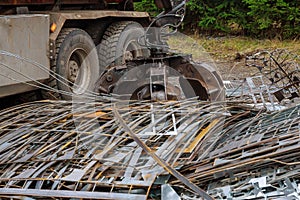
0 49 299 199
0 97 299 199
177 103 300 199
246 49 300 101
0 99 227 199
226 49 300 111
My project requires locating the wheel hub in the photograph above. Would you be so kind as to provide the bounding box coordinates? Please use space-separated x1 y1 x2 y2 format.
68 60 79 84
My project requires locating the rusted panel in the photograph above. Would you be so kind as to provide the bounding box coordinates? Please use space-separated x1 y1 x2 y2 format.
0 0 54 5
0 0 104 5
48 10 150 41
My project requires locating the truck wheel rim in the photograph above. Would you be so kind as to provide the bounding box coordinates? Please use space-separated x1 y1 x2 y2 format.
67 48 90 94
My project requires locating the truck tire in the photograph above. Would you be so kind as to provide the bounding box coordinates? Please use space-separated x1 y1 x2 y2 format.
44 28 99 100
98 21 148 72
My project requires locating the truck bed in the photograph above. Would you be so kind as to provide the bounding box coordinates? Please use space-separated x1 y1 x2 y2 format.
0 0 122 6
0 0 54 5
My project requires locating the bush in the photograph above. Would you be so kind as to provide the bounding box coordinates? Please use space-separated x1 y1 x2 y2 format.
134 0 161 17
134 0 300 39
186 0 300 39
242 0 300 39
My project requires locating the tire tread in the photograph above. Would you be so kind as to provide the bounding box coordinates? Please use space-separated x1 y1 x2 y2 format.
99 21 139 69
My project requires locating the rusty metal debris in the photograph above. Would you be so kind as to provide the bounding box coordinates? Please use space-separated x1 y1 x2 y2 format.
0 98 255 199
0 99 225 199
176 103 300 199
246 49 300 102
1 97 298 199
0 49 299 199
224 49 300 111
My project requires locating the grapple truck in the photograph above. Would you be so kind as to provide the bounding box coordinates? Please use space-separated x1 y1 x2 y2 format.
0 0 224 101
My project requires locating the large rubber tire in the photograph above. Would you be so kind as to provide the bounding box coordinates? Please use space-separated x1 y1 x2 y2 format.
44 28 99 100
98 21 148 73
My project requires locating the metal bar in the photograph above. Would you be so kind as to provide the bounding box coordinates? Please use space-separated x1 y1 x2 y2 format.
0 188 147 199
113 105 214 200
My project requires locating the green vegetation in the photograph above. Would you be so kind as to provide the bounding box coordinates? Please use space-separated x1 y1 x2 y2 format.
134 0 161 16
135 0 300 39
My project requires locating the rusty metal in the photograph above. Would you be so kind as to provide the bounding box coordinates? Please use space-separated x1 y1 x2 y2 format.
0 0 116 6
0 48 298 199
173 103 300 199
0 97 299 199
47 10 150 41
0 99 226 199
0 98 230 198
0 0 55 5
96 56 225 101
246 49 300 102
113 105 214 200
224 49 300 111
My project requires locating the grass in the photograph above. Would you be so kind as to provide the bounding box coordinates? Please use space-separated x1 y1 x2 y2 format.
168 34 300 80
200 36 300 60
168 35 300 61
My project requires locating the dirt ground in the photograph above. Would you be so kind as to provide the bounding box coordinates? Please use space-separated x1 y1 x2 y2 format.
169 34 300 81
215 59 258 81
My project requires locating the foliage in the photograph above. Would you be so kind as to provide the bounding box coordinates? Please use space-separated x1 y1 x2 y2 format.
186 0 300 39
134 0 161 17
242 0 300 38
135 0 300 39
